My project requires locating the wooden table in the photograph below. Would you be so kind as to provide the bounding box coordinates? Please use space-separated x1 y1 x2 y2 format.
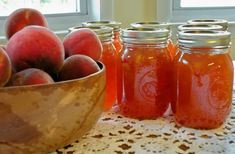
50 64 235 154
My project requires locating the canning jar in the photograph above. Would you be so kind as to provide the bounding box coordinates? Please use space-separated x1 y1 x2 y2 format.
178 24 224 32
187 19 228 31
117 28 173 119
174 24 224 56
173 30 233 129
82 21 122 53
131 22 175 60
69 26 117 110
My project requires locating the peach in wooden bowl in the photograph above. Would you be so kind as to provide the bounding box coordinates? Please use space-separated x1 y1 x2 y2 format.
0 62 105 154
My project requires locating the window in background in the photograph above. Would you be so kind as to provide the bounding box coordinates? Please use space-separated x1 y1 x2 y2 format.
156 0 235 22
156 0 235 58
0 0 81 16
180 0 235 8
0 0 99 37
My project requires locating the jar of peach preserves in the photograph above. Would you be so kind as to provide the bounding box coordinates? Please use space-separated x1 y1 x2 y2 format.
187 19 228 31
173 30 233 129
131 22 175 60
82 21 122 53
174 24 224 57
88 26 117 111
117 28 173 119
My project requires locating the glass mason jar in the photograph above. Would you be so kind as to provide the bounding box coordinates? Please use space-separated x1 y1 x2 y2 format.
173 30 233 129
131 22 175 60
82 21 122 53
187 19 228 31
117 28 173 119
178 24 224 32
69 26 117 111
175 24 224 56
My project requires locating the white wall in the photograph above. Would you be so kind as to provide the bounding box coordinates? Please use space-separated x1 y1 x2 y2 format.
112 0 156 28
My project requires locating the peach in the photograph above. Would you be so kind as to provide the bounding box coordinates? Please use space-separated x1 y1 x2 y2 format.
8 68 54 86
5 8 48 39
63 28 102 61
0 48 12 87
6 26 64 77
59 54 100 81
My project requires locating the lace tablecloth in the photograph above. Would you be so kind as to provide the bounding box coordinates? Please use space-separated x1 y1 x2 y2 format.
50 95 235 154
51 61 235 154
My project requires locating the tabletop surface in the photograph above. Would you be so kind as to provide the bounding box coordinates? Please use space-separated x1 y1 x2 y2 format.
49 64 235 154
50 99 235 154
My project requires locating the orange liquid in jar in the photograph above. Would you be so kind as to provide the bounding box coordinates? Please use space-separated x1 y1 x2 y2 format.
116 48 123 107
171 48 181 114
173 48 233 129
167 40 176 60
118 45 173 119
113 31 123 53
101 42 117 111
116 32 123 109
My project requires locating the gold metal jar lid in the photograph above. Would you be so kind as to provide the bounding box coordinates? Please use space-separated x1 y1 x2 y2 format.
187 19 228 31
121 28 170 44
178 24 224 31
68 26 113 42
130 21 171 30
82 21 121 32
178 30 231 48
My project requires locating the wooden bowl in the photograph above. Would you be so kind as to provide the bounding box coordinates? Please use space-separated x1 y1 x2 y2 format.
0 62 105 154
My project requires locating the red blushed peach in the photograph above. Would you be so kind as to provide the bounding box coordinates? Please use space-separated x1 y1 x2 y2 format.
0 48 12 87
5 8 48 39
6 26 64 77
63 28 102 61
59 54 100 81
8 68 54 86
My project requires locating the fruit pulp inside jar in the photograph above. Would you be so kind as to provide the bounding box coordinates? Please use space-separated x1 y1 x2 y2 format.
101 42 117 111
172 47 233 129
117 45 173 119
